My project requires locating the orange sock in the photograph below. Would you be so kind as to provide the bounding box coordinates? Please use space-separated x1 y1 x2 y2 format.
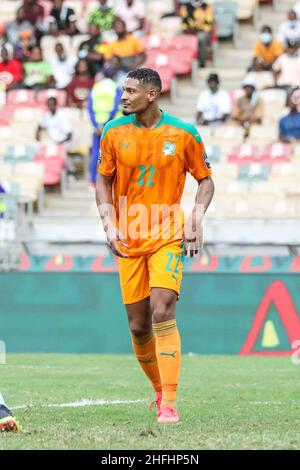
131 331 162 393
153 320 181 406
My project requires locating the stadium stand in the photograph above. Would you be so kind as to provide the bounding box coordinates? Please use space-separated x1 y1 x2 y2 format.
0 0 299 265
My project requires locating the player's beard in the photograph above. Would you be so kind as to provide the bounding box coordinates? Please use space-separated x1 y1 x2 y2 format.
122 109 133 116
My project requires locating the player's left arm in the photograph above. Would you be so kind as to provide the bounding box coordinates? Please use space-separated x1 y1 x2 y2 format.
183 129 215 257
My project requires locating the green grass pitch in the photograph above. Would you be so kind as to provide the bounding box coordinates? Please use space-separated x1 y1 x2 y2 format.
1 354 300 450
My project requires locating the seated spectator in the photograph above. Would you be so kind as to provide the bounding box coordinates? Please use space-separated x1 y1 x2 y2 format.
50 43 77 89
105 55 127 87
6 6 34 47
279 90 300 142
252 26 283 71
272 40 300 90
179 0 214 68
48 0 75 36
115 0 145 35
88 0 116 32
36 96 73 148
104 18 145 71
23 46 53 90
66 59 94 108
0 47 23 91
196 73 231 126
66 15 80 37
15 29 36 62
0 25 14 59
21 0 45 41
233 80 263 135
278 10 300 48
78 23 107 77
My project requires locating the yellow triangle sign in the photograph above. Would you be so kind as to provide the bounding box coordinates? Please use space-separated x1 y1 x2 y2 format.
262 320 279 348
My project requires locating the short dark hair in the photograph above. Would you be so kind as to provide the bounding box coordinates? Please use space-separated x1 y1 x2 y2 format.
207 73 219 84
126 68 162 93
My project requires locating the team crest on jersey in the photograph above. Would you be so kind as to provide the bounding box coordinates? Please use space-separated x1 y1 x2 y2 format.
98 149 102 166
163 142 176 156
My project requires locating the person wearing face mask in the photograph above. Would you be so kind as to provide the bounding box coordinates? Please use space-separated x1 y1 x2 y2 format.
196 73 231 126
87 0 116 32
115 0 146 35
272 40 300 90
50 42 77 89
278 10 300 48
252 25 283 71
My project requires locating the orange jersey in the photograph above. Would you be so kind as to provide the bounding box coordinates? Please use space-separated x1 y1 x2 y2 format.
98 111 212 256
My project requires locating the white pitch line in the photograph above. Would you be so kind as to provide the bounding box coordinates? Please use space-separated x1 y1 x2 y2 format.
11 399 146 410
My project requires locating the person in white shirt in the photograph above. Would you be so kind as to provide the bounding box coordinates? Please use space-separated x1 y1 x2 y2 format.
272 40 300 89
50 42 77 89
277 9 300 47
36 96 73 148
196 73 232 126
114 0 145 35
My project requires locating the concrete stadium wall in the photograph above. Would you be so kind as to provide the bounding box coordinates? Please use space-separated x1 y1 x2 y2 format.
0 273 300 355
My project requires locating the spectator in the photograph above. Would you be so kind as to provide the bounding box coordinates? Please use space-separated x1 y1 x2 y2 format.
48 0 75 36
36 96 73 147
21 0 45 41
23 46 53 90
0 25 14 59
104 18 145 71
196 73 231 126
50 43 77 89
252 26 283 71
88 0 115 32
105 55 127 87
115 0 146 35
279 90 300 142
87 67 123 188
66 59 94 108
233 80 263 135
6 6 34 47
66 15 80 37
278 10 300 48
78 23 107 77
272 40 300 90
0 47 23 91
15 29 36 62
179 0 214 68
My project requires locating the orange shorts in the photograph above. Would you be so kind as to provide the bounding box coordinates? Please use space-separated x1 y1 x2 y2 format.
118 240 185 305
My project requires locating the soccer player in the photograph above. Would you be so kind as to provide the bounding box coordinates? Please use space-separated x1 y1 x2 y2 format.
96 68 214 424
0 392 20 431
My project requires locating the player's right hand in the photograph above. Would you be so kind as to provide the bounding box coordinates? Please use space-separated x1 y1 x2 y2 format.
106 228 129 258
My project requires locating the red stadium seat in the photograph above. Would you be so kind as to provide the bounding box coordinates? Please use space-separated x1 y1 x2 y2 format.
6 89 36 106
36 89 67 107
35 144 66 185
228 144 259 164
259 143 292 164
140 34 167 51
168 35 198 58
